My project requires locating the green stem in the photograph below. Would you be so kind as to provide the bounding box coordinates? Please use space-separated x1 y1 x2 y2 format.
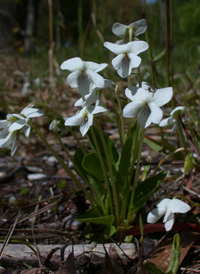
143 0 156 87
55 132 104 211
78 0 83 57
34 102 86 154
95 119 120 225
68 127 86 154
29 122 97 208
90 126 113 216
115 86 125 145
108 88 123 147
176 116 187 152
137 67 142 87
120 121 140 223
127 129 145 224
145 31 156 87
169 0 174 85
165 0 170 86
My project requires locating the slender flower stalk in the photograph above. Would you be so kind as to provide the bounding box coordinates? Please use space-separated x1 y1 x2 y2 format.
108 88 124 147
127 129 145 224
115 85 125 145
29 121 99 210
165 0 170 86
90 126 114 216
95 118 120 225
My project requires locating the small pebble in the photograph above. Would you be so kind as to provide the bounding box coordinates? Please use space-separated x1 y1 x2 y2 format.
27 173 46 181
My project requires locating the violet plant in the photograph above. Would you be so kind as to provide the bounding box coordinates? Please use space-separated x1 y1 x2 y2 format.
0 19 191 238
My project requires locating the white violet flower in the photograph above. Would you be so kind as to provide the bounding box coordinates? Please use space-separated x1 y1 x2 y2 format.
64 105 107 136
74 79 113 107
60 57 107 95
159 106 185 127
123 84 173 128
0 105 43 155
104 41 148 78
147 198 191 231
112 19 147 44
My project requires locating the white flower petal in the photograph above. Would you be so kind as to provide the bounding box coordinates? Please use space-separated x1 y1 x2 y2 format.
11 136 18 156
123 101 144 118
125 86 139 100
112 54 125 70
171 106 185 118
128 53 141 69
137 106 151 128
163 208 173 222
85 61 107 72
130 19 147 36
12 114 25 120
147 207 166 223
90 106 107 115
9 120 27 133
159 117 174 127
134 88 149 101
86 70 105 89
112 22 128 38
77 75 92 95
0 120 9 128
164 213 175 231
74 97 84 107
141 82 155 92
67 70 82 89
153 87 173 107
60 57 83 71
118 56 132 78
128 41 148 55
148 102 163 124
157 198 171 208
80 114 93 136
104 42 127 55
85 93 100 107
104 79 114 88
22 107 44 118
0 127 9 138
65 112 83 126
167 199 191 213
0 132 13 148
21 125 31 137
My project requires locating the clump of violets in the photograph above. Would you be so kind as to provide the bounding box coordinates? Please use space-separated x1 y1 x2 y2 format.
0 18 192 237
0 105 43 155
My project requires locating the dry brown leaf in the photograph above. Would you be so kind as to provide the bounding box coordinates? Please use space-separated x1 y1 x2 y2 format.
146 231 200 272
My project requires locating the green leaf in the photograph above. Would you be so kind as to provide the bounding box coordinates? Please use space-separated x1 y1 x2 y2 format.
104 225 116 237
74 148 105 203
73 147 87 175
166 234 180 274
153 48 166 63
76 208 115 226
142 164 151 181
144 262 167 274
87 125 119 166
117 122 138 188
118 138 134 180
144 136 162 152
130 171 167 214
184 153 195 173
144 234 180 274
82 152 104 180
